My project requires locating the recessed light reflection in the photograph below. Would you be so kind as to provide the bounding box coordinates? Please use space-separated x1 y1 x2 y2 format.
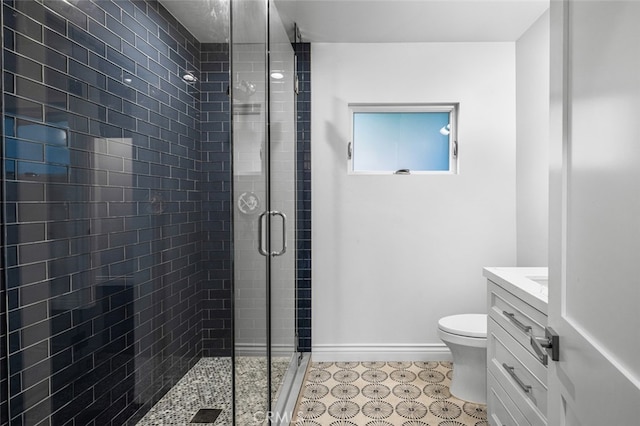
182 72 198 83
270 72 284 80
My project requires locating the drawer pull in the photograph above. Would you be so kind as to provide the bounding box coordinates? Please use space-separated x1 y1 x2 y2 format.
502 363 532 394
502 311 532 333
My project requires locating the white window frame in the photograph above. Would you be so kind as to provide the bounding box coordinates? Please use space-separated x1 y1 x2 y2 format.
348 103 458 175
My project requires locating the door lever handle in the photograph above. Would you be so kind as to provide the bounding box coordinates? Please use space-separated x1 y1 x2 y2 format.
530 335 549 366
529 327 560 365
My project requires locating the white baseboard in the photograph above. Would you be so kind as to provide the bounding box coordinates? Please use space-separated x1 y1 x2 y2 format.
311 343 452 362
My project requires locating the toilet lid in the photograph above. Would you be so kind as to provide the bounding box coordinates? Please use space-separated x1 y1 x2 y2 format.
438 314 487 338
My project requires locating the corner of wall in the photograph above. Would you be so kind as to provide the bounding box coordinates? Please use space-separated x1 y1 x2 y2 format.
515 9 551 267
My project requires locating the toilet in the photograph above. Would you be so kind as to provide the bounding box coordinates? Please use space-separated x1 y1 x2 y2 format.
437 314 487 404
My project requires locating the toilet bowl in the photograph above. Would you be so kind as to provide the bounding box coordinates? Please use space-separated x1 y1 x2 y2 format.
438 314 487 404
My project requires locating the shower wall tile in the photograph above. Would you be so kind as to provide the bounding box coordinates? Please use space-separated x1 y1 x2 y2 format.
0 41 7 417
295 42 312 352
2 1 203 425
200 43 232 357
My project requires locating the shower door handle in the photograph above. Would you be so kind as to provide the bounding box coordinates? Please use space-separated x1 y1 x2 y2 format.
271 211 287 257
257 211 287 256
258 211 269 256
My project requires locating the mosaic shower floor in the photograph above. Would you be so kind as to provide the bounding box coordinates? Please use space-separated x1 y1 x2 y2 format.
292 361 487 426
136 356 290 426
136 357 232 426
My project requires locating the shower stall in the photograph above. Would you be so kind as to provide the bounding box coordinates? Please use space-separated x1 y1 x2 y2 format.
0 0 308 424
231 0 308 424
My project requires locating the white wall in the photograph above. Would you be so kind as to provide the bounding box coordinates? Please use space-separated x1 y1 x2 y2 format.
516 10 550 267
311 43 517 360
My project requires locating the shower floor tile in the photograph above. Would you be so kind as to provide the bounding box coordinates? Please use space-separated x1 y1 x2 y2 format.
136 357 232 426
292 361 487 426
135 356 291 425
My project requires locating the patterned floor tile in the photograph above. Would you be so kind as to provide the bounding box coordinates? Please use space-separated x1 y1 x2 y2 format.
292 361 487 426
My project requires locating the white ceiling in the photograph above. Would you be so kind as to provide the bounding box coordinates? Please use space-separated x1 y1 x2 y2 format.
159 0 549 44
277 0 549 43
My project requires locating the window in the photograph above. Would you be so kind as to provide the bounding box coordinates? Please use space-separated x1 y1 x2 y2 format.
349 104 458 174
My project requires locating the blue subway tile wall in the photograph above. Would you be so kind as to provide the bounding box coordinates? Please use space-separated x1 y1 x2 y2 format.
2 1 205 425
295 43 311 353
0 18 7 417
200 43 232 357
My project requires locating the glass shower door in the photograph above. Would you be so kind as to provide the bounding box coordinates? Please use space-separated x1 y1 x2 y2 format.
267 0 298 418
231 0 298 424
231 0 270 424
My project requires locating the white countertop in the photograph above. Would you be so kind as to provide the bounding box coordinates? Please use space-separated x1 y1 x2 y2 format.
483 267 548 313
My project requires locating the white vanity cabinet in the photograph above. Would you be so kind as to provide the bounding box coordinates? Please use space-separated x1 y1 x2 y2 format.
483 267 549 426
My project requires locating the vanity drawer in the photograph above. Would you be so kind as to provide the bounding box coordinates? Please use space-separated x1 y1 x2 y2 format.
487 370 531 426
488 319 547 424
488 281 547 363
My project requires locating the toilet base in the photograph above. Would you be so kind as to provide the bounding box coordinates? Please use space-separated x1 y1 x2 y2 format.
440 335 487 404
437 314 488 404
449 354 487 404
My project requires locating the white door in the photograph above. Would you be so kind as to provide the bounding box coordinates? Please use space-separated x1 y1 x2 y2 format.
548 1 640 425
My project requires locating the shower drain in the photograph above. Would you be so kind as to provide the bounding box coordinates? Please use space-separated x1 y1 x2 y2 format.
190 408 223 423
